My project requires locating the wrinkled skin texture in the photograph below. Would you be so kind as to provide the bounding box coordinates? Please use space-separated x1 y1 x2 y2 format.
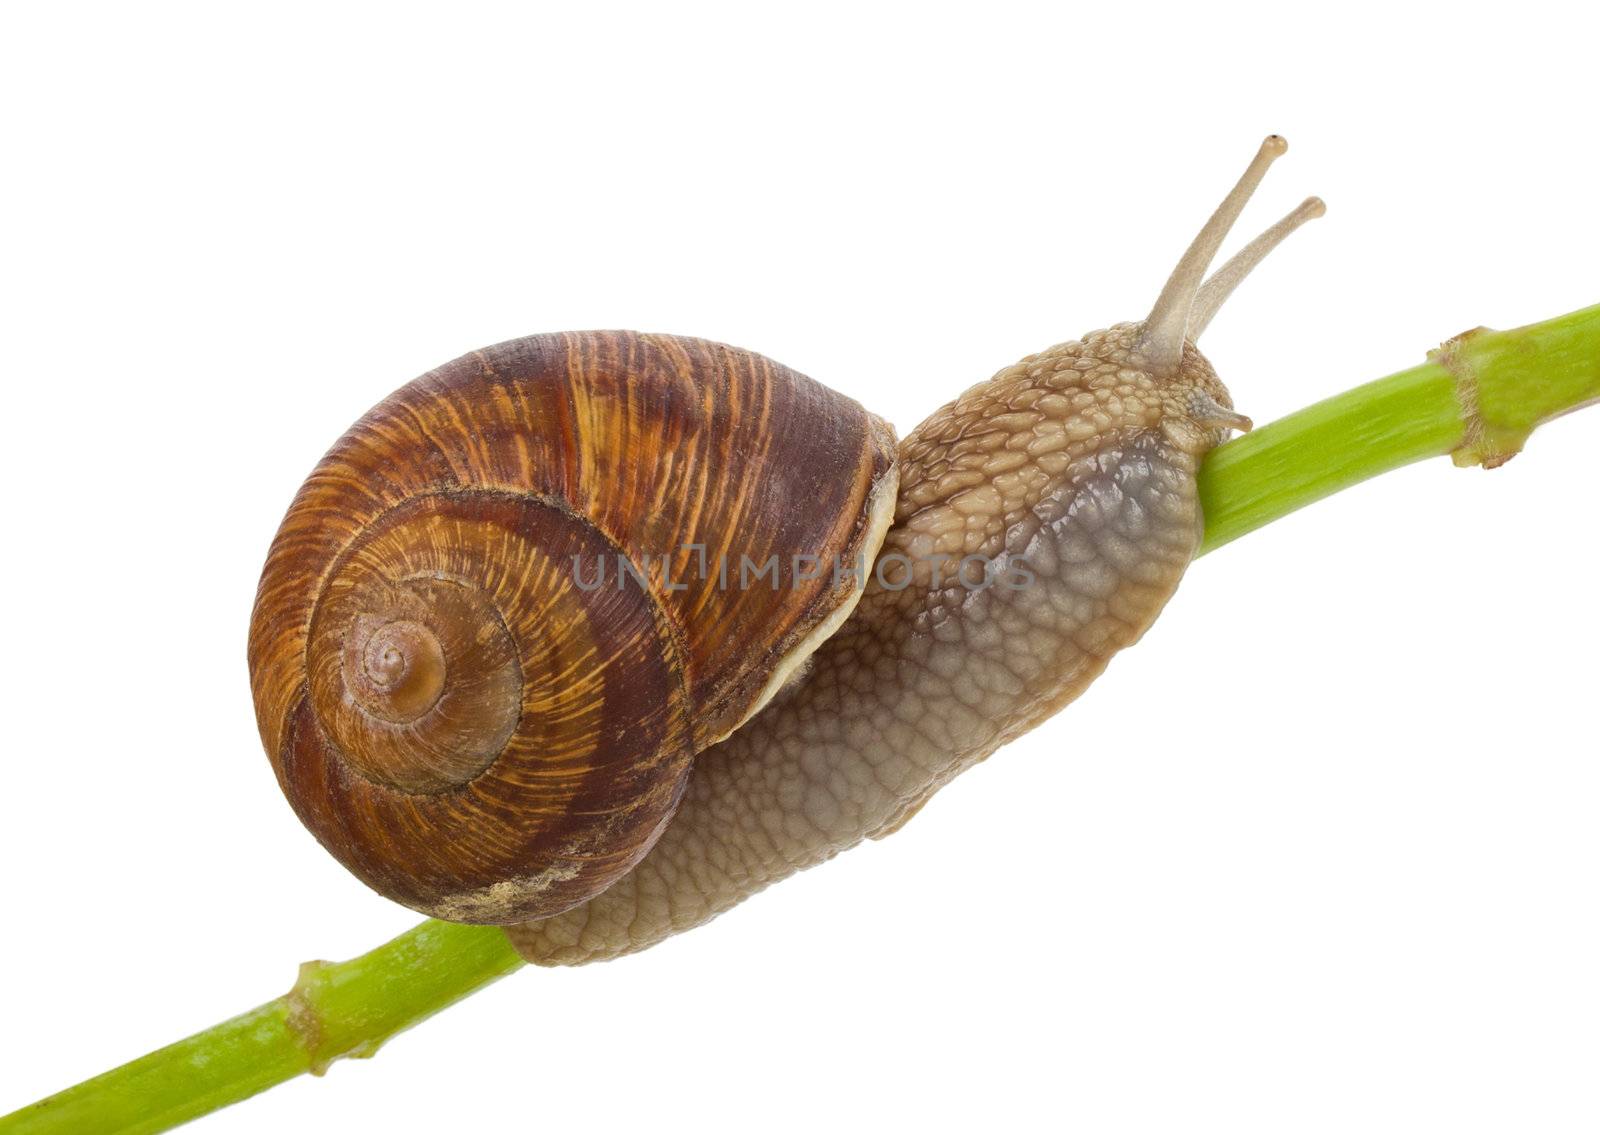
508 324 1237 964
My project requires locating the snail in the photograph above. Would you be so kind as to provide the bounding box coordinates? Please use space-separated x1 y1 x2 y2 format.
249 136 1322 963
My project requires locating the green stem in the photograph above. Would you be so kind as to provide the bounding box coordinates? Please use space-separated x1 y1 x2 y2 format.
0 922 523 1135
1196 304 1600 553
4 304 1597 1135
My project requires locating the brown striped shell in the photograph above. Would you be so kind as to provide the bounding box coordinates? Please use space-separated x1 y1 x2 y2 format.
248 331 898 924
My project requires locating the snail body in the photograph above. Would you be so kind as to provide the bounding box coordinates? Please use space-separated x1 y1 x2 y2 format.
510 323 1235 963
250 137 1322 953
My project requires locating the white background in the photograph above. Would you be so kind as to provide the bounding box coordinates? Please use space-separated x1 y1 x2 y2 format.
2 3 1596 1133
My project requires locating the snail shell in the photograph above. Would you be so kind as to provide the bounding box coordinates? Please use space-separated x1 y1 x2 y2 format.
248 331 898 923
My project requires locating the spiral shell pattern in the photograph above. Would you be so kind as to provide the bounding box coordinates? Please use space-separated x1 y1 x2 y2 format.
249 332 897 923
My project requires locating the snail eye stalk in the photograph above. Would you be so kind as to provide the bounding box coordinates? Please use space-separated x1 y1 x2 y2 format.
1139 134 1289 377
1188 196 1326 339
